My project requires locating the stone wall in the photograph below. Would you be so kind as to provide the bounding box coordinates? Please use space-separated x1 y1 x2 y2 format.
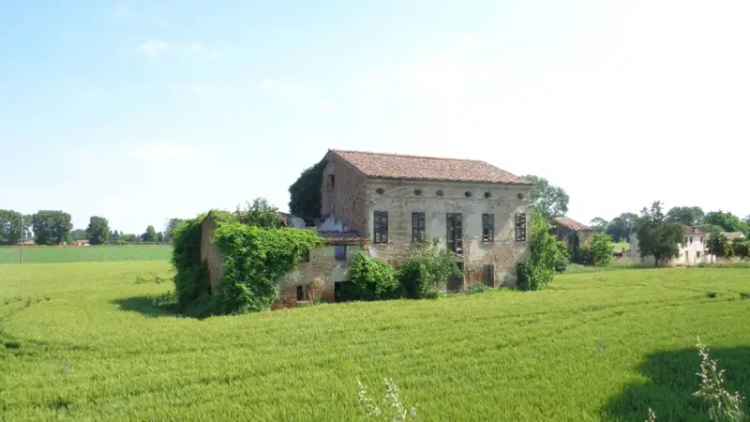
278 241 365 305
364 178 532 287
320 152 369 234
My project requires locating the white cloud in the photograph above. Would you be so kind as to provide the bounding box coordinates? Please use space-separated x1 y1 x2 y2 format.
138 40 169 58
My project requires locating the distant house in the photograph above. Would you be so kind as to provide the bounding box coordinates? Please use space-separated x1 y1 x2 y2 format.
629 226 716 266
552 216 594 252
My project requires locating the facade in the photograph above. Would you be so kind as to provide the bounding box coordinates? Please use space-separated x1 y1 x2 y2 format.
314 149 533 294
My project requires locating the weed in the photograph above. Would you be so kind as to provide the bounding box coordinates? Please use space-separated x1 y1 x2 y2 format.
694 337 746 422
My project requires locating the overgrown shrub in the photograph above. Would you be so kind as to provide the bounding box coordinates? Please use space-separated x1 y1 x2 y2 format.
171 217 208 309
554 240 570 272
213 223 322 313
350 253 399 300
589 233 615 266
517 212 559 291
398 242 461 299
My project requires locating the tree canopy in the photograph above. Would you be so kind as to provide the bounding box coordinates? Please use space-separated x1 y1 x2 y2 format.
164 218 185 242
142 225 157 242
0 209 25 245
636 202 683 266
86 216 110 245
704 210 749 235
288 159 327 223
605 213 638 242
522 175 569 218
32 210 73 245
235 198 284 228
665 206 705 226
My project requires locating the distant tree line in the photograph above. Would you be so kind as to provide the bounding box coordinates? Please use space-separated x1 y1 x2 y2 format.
0 209 186 246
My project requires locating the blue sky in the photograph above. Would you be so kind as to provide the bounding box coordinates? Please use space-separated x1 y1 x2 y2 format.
2 1 749 233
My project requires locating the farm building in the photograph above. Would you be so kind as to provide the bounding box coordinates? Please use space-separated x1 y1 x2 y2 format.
552 216 594 253
201 149 533 305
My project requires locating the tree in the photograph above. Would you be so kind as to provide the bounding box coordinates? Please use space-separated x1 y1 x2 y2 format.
164 218 185 242
590 217 609 233
0 209 24 245
606 213 638 242
523 175 569 218
110 230 121 242
516 212 563 290
704 211 749 235
636 202 684 266
289 159 327 224
31 210 73 245
235 198 283 228
665 206 705 226
142 225 157 242
85 216 110 245
589 233 615 266
706 230 734 258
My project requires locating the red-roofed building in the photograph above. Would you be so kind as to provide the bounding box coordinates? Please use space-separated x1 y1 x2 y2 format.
293 149 534 295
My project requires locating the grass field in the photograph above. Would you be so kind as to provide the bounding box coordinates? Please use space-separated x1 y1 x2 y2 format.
1 261 749 421
0 245 172 264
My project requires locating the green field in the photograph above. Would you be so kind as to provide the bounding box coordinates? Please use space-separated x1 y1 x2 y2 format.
0 245 172 264
1 262 749 421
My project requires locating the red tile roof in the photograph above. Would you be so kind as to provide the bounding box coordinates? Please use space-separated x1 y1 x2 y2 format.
553 217 592 232
330 150 528 184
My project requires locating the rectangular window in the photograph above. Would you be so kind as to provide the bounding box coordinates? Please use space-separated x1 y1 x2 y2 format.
482 213 495 242
446 213 463 254
335 245 348 261
327 174 335 191
296 285 305 301
515 213 527 242
483 264 495 288
412 212 426 243
374 211 388 244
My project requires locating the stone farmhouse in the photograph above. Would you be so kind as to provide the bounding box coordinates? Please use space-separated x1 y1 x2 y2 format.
277 149 533 304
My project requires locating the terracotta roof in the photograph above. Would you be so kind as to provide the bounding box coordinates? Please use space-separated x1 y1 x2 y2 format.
553 217 592 232
330 149 528 185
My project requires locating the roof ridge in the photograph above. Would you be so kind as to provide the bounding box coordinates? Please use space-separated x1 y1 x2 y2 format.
331 149 487 164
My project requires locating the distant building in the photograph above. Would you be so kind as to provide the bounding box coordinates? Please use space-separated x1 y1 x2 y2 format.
629 226 716 266
552 216 594 253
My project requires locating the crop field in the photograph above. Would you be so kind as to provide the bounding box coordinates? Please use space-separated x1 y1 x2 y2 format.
0 245 172 264
1 261 749 421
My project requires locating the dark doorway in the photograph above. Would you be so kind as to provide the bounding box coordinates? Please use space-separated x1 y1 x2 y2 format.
447 262 464 292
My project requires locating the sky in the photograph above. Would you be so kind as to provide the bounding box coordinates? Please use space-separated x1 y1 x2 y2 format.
1 1 749 234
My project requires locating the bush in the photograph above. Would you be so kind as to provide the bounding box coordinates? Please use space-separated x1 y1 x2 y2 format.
553 240 570 272
590 233 615 266
213 223 322 313
350 253 399 300
517 212 558 291
398 242 462 299
732 240 749 258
